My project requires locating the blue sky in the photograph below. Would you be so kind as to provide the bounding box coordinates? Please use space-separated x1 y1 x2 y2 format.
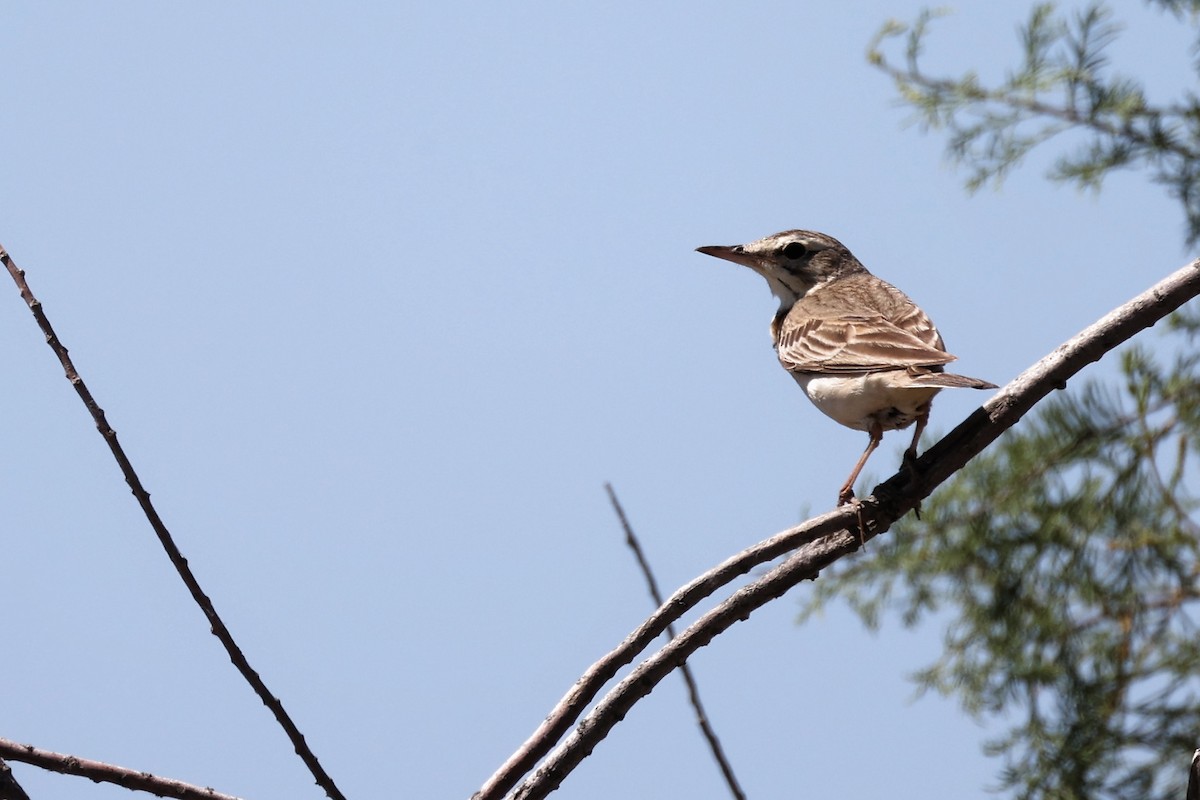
2 3 1193 799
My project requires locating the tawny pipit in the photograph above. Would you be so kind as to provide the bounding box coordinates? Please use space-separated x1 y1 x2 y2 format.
698 229 997 505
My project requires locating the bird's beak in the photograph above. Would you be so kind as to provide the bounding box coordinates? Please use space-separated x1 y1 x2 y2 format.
696 244 758 270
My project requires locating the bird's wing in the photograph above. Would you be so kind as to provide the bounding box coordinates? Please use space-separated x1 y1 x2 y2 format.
776 313 957 373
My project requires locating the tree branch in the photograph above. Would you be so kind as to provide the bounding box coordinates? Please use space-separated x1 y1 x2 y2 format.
1187 748 1199 800
2 243 346 800
473 506 857 800
478 258 1200 800
0 757 30 800
513 530 860 800
0 738 241 800
604 483 746 800
873 53 1199 163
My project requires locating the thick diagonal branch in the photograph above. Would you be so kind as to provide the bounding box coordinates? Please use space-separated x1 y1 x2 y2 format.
479 259 1200 800
605 484 746 800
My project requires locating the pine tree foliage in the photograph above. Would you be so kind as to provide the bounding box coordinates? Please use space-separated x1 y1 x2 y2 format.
799 4 1200 798
801 315 1200 799
868 1 1200 243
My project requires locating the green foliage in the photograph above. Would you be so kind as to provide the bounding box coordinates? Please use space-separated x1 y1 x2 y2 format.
803 4 1200 797
800 316 1200 799
868 1 1200 243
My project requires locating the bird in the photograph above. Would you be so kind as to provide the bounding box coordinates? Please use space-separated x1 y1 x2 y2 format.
697 229 996 506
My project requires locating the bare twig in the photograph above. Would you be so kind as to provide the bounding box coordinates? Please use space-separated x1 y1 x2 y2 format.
0 757 30 800
0 738 240 800
514 528 859 800
473 507 855 800
604 484 747 800
872 55 1200 163
1187 749 1199 800
479 259 1200 800
2 244 346 800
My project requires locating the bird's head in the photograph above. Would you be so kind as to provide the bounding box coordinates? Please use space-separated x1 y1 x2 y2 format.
696 229 867 307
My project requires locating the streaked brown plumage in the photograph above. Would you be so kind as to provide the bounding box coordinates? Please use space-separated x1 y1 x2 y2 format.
697 229 996 505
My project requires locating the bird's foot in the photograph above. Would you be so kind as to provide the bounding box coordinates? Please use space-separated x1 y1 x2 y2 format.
837 490 870 547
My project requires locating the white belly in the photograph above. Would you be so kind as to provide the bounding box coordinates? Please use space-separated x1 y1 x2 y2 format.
792 372 940 432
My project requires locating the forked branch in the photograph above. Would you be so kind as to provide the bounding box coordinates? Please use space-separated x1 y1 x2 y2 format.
478 258 1200 800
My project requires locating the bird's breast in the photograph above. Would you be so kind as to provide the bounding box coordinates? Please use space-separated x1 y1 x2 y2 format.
792 372 940 432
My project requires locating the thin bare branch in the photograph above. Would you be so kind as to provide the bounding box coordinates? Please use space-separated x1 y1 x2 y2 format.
1187 749 1199 800
0 757 30 800
479 258 1200 800
1 244 346 800
514 528 860 800
604 483 747 800
874 54 1199 163
473 505 855 800
0 738 241 800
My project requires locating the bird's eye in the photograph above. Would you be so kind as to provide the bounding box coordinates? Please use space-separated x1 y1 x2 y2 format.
781 241 808 259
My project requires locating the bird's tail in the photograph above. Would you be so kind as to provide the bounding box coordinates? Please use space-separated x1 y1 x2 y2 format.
908 370 998 390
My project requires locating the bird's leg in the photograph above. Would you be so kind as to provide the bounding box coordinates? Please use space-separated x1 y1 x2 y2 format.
902 405 931 474
838 422 883 506
902 406 932 519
